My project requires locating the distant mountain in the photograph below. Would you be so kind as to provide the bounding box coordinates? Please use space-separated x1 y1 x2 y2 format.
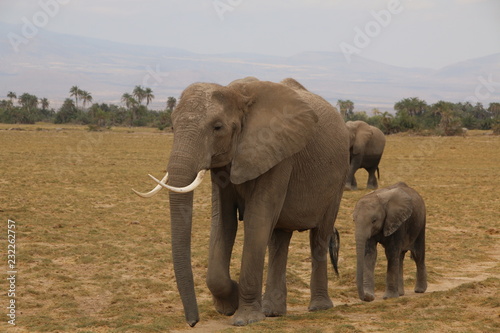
1 22 499 111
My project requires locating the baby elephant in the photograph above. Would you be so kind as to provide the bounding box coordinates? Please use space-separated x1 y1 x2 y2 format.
353 182 427 301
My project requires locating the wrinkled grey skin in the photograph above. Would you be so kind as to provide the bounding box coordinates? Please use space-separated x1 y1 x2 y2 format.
163 77 349 326
345 120 386 190
353 182 427 302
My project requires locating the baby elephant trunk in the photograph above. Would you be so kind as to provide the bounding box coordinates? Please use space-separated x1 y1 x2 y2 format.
355 238 367 301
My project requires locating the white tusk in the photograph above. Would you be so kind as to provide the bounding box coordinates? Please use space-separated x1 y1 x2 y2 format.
150 170 207 193
132 172 169 198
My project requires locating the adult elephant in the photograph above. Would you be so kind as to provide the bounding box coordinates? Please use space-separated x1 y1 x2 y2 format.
345 120 386 190
353 182 427 302
133 77 349 327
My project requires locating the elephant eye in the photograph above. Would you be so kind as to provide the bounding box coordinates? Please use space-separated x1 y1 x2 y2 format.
213 122 223 131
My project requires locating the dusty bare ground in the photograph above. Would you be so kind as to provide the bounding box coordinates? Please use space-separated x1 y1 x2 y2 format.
173 250 500 333
0 126 498 332
170 131 500 332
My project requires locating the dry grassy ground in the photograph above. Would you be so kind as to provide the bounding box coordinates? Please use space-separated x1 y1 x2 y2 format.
0 123 498 333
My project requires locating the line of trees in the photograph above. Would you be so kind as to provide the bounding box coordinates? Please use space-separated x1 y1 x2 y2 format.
338 98 500 135
1 88 498 135
0 86 177 130
0 92 54 124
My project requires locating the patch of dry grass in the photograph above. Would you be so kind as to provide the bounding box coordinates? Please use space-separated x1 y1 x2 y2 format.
0 125 498 332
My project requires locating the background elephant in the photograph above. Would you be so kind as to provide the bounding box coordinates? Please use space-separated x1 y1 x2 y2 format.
353 182 427 302
345 120 386 190
134 77 349 326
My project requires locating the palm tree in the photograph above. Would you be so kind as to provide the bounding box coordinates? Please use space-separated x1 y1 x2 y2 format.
133 86 146 105
381 111 395 134
121 93 137 109
55 99 77 124
7 92 17 103
394 97 427 117
167 97 177 111
144 87 154 106
18 93 38 110
431 101 453 118
122 92 140 125
18 93 39 124
432 101 460 135
337 99 354 120
39 98 49 111
70 86 80 108
80 91 93 109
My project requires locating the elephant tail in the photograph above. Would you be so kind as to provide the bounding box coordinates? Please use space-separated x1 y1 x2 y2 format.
329 227 340 276
376 167 380 180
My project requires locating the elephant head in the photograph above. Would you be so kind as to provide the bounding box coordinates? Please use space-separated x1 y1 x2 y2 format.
345 120 373 156
353 187 413 301
133 78 318 326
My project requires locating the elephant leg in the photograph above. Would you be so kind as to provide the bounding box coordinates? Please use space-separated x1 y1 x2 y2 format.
412 228 427 293
366 167 379 189
384 246 401 299
262 229 293 317
232 210 277 326
363 239 377 301
351 174 358 191
308 227 334 311
206 176 239 316
398 251 406 296
232 166 290 326
345 155 361 190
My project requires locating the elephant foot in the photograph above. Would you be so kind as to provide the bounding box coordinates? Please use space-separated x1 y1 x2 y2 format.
262 300 286 317
262 289 287 317
383 290 399 299
308 296 333 312
231 305 265 326
366 184 378 190
414 282 427 294
398 284 405 296
213 280 239 316
362 292 375 302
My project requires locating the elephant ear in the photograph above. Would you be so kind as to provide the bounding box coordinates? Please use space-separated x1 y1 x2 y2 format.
350 121 373 155
230 81 318 184
377 188 413 237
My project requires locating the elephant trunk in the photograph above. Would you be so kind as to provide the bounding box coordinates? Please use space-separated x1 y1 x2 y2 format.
167 151 204 327
169 191 198 326
355 237 366 301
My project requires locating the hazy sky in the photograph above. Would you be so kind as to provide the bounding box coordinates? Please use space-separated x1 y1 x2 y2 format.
1 0 499 69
